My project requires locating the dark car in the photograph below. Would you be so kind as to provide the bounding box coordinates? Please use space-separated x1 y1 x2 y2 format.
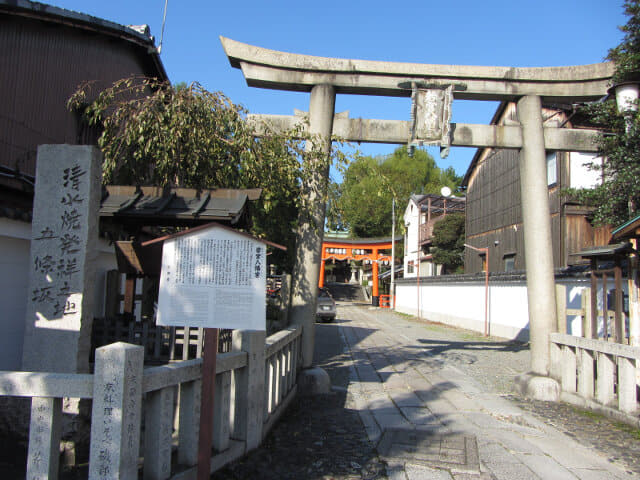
316 288 337 323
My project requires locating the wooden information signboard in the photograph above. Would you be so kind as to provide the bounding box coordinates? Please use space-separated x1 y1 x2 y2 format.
154 223 270 479
157 224 267 330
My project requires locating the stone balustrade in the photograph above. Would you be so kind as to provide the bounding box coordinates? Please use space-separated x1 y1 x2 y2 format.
550 333 640 422
0 325 302 479
264 326 302 434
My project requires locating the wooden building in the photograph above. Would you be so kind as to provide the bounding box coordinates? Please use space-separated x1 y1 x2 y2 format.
462 102 609 274
0 0 167 370
0 0 168 195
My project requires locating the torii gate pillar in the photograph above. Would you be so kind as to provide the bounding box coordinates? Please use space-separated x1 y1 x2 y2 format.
515 95 560 399
289 84 336 368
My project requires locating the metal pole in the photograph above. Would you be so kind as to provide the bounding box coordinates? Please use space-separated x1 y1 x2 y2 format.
484 248 489 337
390 197 396 309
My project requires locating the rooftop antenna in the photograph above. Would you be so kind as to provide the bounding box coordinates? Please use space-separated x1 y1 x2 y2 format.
157 0 169 54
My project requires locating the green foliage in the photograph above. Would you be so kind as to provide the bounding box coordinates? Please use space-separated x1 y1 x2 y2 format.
608 1 640 84
68 76 341 270
329 146 461 238
572 1 640 226
430 213 465 274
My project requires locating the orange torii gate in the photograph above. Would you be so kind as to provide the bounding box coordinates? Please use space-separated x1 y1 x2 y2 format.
320 237 395 306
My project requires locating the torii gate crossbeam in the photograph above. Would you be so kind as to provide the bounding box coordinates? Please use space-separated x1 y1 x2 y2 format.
221 36 614 401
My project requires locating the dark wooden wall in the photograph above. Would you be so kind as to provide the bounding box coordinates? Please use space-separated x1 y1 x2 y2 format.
464 147 584 274
0 12 165 176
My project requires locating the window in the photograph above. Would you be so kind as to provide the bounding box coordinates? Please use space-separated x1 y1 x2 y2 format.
407 260 414 274
504 254 515 272
480 253 487 273
546 152 557 186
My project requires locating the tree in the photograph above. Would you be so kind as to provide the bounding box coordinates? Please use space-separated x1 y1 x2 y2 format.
329 145 461 238
68 76 318 270
430 213 465 274
572 0 640 226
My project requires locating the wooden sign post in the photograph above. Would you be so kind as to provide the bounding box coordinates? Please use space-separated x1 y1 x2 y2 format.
152 223 280 477
197 327 218 480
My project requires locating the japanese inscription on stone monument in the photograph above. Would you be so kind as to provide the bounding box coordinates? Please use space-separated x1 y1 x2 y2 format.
22 145 101 374
157 225 267 330
30 165 86 320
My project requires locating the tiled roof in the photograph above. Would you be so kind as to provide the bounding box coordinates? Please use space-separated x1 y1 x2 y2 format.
100 186 261 227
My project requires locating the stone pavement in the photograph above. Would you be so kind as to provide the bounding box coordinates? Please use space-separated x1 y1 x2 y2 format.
216 303 640 479
339 304 635 480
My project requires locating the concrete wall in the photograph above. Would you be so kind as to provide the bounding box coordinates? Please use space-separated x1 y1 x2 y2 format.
0 217 117 370
395 275 626 342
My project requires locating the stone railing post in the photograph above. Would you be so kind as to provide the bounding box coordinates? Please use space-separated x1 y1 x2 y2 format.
231 330 265 451
212 371 232 452
143 386 174 479
177 379 201 466
89 342 144 480
26 397 63 480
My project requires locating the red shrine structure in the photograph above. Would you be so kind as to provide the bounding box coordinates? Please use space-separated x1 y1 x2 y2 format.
320 236 397 306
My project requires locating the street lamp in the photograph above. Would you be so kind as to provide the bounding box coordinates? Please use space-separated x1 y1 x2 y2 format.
464 243 489 337
610 80 639 132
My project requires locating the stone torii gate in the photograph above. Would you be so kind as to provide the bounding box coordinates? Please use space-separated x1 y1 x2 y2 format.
221 37 613 399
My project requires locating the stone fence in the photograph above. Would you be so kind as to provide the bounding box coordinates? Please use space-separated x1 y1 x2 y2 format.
550 333 640 425
0 325 302 479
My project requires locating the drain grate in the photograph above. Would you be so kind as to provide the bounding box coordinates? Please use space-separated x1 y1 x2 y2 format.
377 428 480 474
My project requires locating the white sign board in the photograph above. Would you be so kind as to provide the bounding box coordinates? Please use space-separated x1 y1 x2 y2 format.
156 226 266 330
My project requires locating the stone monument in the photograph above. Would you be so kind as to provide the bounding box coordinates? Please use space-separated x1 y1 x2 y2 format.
21 145 102 375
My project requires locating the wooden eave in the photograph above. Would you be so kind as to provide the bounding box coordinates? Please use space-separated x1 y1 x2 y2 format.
100 185 261 227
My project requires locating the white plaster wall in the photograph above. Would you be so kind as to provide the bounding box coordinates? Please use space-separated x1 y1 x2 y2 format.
0 220 31 370
398 281 530 341
0 218 117 370
570 152 602 189
560 280 629 338
395 277 621 342
94 240 119 318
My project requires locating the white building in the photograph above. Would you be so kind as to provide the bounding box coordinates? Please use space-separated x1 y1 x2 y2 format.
403 194 465 278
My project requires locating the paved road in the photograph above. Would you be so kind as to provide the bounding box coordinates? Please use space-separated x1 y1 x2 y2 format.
337 304 635 479
217 303 640 479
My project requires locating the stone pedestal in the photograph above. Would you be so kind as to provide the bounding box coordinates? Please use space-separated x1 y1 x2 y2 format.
514 372 560 401
297 367 331 396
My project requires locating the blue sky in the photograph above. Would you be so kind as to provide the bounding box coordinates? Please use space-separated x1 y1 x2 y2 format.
47 0 627 179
